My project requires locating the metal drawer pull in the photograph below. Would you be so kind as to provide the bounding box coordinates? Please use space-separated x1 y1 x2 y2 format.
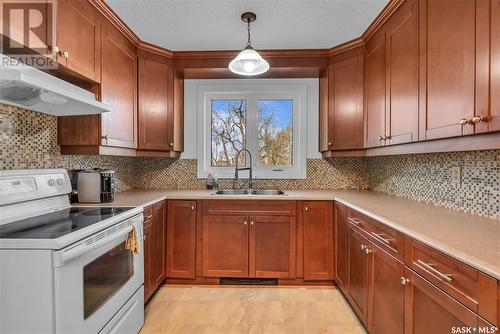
400 277 410 285
416 259 453 282
348 217 361 226
361 244 367 250
370 232 392 245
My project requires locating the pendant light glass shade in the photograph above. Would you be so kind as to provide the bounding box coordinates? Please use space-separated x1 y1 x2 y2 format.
228 46 270 76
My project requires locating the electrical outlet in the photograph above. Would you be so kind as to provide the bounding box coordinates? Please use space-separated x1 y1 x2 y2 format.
451 166 462 185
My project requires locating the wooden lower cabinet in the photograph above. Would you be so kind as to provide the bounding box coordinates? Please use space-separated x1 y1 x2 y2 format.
404 269 480 334
144 201 167 303
334 202 349 290
303 201 334 280
249 215 296 278
369 242 405 334
347 226 371 324
202 215 249 277
166 201 196 278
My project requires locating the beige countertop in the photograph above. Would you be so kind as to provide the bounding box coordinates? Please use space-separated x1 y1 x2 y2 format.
75 189 500 280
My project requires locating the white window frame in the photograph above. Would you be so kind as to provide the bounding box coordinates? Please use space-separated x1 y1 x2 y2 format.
196 79 310 179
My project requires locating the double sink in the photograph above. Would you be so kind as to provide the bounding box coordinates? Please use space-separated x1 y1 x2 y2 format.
214 189 286 196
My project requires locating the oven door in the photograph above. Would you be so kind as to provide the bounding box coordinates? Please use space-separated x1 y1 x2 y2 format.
53 215 144 334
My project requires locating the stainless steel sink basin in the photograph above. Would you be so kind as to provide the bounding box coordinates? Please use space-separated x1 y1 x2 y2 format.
214 189 285 196
214 189 250 195
250 189 286 195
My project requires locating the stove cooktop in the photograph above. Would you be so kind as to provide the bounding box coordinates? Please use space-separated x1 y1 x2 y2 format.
0 207 133 240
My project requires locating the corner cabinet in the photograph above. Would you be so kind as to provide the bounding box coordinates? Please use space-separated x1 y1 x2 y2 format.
303 201 334 280
143 201 167 303
100 23 138 149
166 200 197 278
323 48 364 151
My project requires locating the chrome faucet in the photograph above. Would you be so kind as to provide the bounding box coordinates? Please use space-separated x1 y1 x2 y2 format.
234 148 254 189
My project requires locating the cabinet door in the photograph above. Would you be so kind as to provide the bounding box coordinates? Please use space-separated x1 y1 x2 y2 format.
369 243 405 334
100 26 137 148
249 215 296 279
419 0 476 139
404 269 479 334
303 202 334 280
365 30 387 148
348 227 370 324
57 0 100 82
143 222 152 303
329 51 364 150
138 54 174 150
386 0 419 145
202 215 249 277
334 202 348 291
489 0 500 132
166 201 196 278
150 201 166 288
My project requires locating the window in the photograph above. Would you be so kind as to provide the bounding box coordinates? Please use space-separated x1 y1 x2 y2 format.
197 79 313 179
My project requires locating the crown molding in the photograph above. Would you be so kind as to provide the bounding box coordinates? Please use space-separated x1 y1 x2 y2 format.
137 41 174 59
89 0 140 45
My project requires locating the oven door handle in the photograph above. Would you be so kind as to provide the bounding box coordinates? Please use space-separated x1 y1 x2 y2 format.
60 225 134 264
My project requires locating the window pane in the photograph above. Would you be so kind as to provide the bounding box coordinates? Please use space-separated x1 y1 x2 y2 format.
258 99 293 167
211 99 246 167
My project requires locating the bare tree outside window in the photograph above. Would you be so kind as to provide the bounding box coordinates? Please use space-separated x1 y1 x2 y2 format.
211 99 246 167
258 100 293 167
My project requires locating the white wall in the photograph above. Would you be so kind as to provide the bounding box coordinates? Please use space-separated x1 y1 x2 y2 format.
181 78 321 159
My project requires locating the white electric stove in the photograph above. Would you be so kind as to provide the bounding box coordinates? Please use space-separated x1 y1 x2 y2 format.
0 169 145 334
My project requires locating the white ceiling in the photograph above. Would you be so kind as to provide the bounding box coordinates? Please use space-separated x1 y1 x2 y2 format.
105 0 389 51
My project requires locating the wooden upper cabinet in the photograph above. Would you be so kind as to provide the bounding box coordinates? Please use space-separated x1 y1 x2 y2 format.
385 0 419 145
303 202 334 280
249 215 296 279
138 50 175 151
369 243 405 334
419 0 477 140
404 268 480 334
166 201 196 278
202 215 249 278
100 24 137 149
487 0 500 133
56 0 100 82
365 29 387 148
327 48 364 150
334 202 349 291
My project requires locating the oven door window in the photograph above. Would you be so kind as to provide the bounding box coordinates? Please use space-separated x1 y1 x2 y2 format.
83 242 134 319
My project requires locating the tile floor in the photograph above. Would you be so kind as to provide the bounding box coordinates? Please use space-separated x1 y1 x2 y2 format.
141 285 365 334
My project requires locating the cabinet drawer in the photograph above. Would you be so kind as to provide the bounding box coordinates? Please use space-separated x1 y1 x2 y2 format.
405 239 497 323
203 200 296 216
346 208 404 260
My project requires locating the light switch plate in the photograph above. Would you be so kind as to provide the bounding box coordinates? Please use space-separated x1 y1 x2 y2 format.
451 166 462 185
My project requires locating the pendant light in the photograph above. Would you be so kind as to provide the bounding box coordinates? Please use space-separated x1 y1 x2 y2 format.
228 12 270 76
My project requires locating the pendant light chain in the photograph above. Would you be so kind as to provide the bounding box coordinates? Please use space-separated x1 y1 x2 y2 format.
247 19 252 47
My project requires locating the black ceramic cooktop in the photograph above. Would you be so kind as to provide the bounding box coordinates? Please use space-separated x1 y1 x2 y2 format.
0 207 133 239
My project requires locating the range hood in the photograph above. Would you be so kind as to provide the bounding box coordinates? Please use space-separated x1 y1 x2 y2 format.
0 54 111 116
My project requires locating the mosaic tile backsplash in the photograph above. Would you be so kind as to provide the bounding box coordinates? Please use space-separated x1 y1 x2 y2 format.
1 104 499 220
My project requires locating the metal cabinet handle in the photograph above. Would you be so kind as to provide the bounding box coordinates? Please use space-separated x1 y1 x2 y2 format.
400 277 410 285
347 217 361 226
469 116 483 124
416 259 452 282
169 142 174 147
191 205 195 210
360 244 367 250
370 232 392 245
459 119 468 126
50 45 60 54
143 235 147 241
328 142 333 146
364 247 372 255
305 206 309 212
378 136 385 141
243 221 248 226
250 221 254 226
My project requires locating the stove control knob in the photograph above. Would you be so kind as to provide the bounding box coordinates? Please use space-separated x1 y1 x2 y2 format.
56 178 64 185
48 179 56 187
